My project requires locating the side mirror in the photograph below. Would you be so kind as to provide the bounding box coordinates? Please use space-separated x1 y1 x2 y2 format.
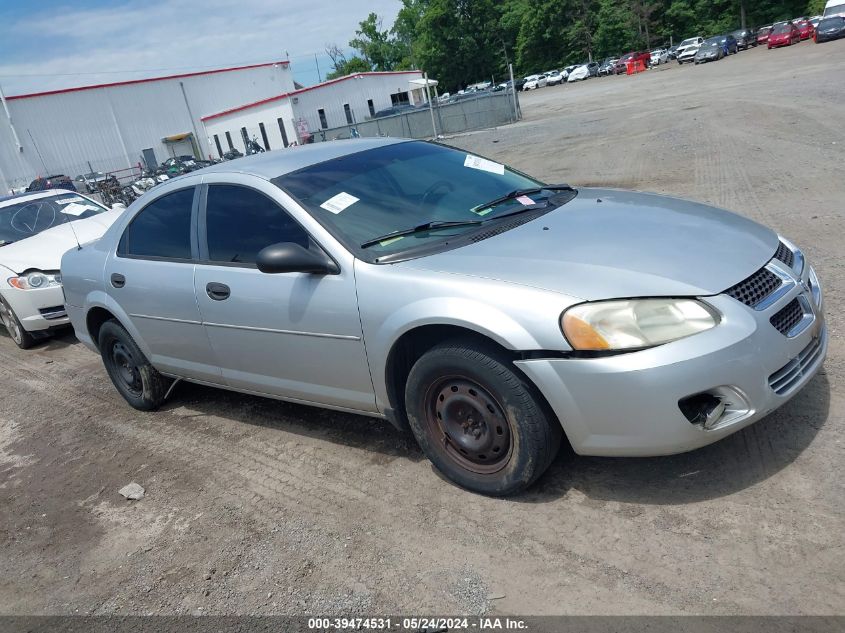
256 242 339 275
111 203 127 211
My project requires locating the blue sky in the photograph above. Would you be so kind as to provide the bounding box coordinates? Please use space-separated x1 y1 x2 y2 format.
0 0 400 96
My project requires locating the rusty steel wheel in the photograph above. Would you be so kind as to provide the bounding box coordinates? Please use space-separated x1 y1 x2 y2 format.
424 376 513 475
405 340 562 496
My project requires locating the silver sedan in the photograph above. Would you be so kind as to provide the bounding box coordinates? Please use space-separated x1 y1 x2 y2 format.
60 138 827 495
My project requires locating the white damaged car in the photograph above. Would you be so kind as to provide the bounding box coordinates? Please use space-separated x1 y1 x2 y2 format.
0 190 124 348
676 36 704 63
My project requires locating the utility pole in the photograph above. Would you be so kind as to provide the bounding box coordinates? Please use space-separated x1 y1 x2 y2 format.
508 63 520 122
0 81 23 152
740 0 747 29
423 72 437 139
315 54 322 83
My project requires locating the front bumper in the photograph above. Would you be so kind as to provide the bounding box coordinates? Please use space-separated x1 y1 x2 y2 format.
1 285 69 332
516 265 826 457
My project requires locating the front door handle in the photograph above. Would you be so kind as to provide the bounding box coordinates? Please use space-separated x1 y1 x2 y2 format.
206 282 230 301
110 273 125 288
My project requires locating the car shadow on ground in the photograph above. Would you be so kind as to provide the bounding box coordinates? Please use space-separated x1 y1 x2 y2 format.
163 381 426 464
523 371 831 505
163 369 830 504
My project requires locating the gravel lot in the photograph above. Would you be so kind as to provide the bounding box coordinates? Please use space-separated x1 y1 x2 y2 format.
1 40 843 617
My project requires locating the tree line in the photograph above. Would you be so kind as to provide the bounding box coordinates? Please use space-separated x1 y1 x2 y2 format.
326 0 826 91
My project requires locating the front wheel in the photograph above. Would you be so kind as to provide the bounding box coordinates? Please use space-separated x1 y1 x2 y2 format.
405 341 562 496
0 297 36 349
99 320 170 410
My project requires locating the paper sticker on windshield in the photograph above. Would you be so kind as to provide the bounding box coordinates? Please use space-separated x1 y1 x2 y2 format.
379 236 404 247
55 196 84 205
60 202 93 216
516 195 535 205
320 192 359 214
464 154 505 175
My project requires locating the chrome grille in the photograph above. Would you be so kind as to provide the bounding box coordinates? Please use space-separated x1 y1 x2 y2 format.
768 334 824 395
770 298 803 335
774 241 794 268
725 268 781 308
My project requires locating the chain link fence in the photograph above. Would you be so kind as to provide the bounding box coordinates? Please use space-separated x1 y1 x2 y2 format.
311 90 521 142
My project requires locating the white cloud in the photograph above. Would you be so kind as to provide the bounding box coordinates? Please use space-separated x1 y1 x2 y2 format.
0 0 400 95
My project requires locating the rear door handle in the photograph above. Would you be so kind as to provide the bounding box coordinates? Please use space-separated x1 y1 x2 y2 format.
206 282 230 301
110 273 125 288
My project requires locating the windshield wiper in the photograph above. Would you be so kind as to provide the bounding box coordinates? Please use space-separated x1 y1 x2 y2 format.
360 220 482 249
474 183 574 213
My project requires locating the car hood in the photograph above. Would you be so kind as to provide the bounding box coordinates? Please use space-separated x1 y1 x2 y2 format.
0 209 123 274
403 188 777 301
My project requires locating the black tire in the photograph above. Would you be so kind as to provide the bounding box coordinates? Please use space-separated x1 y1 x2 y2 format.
0 297 37 349
99 319 169 410
404 340 562 496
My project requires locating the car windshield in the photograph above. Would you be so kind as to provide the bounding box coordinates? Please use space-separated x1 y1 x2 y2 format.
0 194 107 245
824 3 845 16
819 16 844 26
679 38 698 47
274 141 573 259
772 23 791 33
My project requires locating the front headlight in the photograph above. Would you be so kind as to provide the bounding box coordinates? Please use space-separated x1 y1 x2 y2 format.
8 271 62 290
561 299 719 351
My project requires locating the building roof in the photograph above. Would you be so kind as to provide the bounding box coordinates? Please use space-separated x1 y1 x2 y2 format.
5 60 291 101
190 137 409 179
200 70 422 122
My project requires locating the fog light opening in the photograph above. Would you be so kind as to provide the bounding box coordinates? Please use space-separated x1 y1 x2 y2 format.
679 393 727 429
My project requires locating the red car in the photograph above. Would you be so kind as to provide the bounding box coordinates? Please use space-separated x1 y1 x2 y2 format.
613 51 651 74
768 22 801 48
795 19 815 39
756 26 772 44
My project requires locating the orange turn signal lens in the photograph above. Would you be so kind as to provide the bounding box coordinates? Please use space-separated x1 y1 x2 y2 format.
561 312 610 350
7 277 27 290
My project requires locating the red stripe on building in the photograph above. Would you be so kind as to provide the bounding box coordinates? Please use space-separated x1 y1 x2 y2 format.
200 71 423 122
6 60 291 100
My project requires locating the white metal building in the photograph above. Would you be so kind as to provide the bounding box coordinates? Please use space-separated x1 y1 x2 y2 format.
0 64 426 194
0 61 295 193
201 71 425 155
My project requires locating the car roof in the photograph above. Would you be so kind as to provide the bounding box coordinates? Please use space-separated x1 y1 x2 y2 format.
197 137 409 180
0 189 79 208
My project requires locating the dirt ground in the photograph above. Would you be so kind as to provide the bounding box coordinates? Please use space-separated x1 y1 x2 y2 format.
1 40 844 617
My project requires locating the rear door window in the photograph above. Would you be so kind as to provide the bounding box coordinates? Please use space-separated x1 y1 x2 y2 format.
118 188 195 259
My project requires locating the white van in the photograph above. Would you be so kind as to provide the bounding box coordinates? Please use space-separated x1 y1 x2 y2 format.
824 0 845 17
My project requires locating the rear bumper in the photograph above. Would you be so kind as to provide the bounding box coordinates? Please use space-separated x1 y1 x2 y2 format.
516 271 826 457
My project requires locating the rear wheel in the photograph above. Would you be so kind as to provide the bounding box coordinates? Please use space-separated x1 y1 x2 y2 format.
405 341 562 496
0 297 36 349
99 320 169 410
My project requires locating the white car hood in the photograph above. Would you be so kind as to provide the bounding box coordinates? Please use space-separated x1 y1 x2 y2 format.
0 209 123 274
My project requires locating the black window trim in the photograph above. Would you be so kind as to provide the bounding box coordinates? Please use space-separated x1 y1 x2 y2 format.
115 185 199 263
196 182 339 272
